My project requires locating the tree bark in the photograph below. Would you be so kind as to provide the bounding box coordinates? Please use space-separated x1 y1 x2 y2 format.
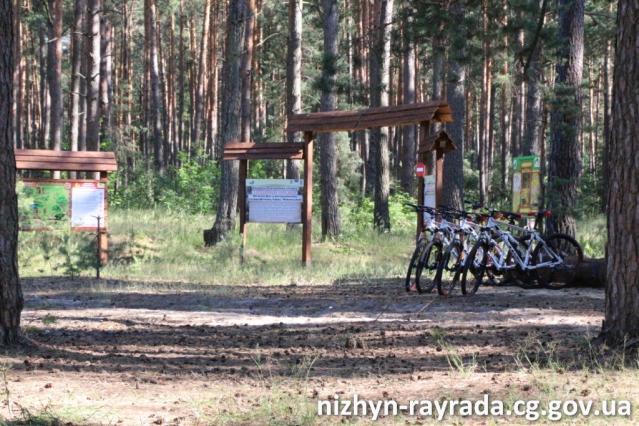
240 0 255 141
319 0 341 238
547 0 584 238
600 0 639 346
69 0 85 157
285 0 302 180
47 0 63 158
442 0 466 210
192 0 211 146
11 0 22 149
400 0 416 195
204 0 247 245
99 15 113 145
0 0 23 346
370 0 393 232
85 0 101 151
145 0 164 172
522 44 543 156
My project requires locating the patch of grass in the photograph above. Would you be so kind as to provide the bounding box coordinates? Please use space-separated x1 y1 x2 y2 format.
41 314 57 325
3 404 103 426
436 336 478 376
20 208 414 285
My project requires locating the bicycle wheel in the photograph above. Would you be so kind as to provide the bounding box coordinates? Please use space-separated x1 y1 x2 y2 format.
415 240 442 293
436 240 463 296
533 233 583 290
504 236 539 289
460 241 489 295
405 239 428 292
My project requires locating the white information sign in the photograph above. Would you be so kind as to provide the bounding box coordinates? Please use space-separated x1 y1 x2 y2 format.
247 179 303 223
424 175 436 208
71 186 106 228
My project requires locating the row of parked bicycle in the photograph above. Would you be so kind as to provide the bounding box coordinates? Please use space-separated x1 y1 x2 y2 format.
404 202 584 296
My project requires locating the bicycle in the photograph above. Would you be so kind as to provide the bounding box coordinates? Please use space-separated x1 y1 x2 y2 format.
458 208 583 295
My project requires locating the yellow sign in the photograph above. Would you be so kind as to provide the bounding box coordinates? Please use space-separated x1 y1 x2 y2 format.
512 156 541 214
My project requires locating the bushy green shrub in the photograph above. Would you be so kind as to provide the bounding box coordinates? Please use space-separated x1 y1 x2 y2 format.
109 153 220 214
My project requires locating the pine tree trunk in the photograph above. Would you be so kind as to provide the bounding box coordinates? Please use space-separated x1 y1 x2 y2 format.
285 0 302 180
547 0 584 237
69 0 85 157
601 0 639 346
177 0 185 155
0 0 23 346
442 0 466 210
319 0 341 238
99 15 113 145
192 0 211 146
11 0 22 148
370 0 393 232
146 0 164 172
240 0 255 142
85 0 101 151
204 0 247 245
400 1 416 195
523 44 542 156
47 0 63 158
600 25 612 212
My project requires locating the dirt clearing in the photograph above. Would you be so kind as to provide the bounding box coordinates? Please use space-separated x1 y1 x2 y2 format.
2 277 634 425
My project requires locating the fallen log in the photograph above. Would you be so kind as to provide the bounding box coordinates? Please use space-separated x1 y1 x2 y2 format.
571 258 606 288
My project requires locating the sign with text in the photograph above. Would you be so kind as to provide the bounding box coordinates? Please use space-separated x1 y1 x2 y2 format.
71 182 107 230
247 179 303 223
424 175 436 208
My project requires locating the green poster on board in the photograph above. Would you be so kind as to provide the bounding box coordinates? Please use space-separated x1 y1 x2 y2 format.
19 183 70 229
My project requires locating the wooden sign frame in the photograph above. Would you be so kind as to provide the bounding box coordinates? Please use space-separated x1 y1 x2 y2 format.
222 141 313 265
15 149 117 264
224 101 454 266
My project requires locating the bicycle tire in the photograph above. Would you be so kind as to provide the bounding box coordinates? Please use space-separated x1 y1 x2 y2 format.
460 241 489 295
533 233 583 290
436 240 463 296
405 239 428 292
415 240 442 293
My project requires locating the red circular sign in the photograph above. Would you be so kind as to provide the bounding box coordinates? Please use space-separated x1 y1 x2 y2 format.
415 163 426 177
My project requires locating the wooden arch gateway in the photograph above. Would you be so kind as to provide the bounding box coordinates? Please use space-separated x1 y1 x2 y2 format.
224 100 454 266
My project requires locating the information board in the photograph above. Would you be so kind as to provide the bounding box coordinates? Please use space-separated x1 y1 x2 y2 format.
512 155 541 214
19 182 70 230
71 182 107 229
424 175 436 208
246 179 303 223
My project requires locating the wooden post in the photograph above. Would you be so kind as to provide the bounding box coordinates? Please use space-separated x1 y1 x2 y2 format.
99 230 108 264
416 121 429 236
435 149 444 208
239 158 248 262
302 131 313 266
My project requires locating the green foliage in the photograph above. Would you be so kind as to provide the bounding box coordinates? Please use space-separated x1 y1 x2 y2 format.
578 215 606 258
463 157 480 204
19 230 97 278
16 180 33 220
344 192 415 233
109 153 220 214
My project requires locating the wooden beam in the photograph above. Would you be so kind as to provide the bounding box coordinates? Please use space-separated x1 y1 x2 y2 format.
302 131 313 266
287 101 452 133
